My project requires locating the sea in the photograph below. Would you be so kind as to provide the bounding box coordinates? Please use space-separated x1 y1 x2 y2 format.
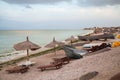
0 30 93 62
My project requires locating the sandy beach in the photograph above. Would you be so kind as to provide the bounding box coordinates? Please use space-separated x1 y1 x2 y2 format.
0 0 120 79
0 37 120 80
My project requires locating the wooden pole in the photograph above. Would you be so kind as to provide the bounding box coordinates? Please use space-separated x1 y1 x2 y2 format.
54 46 56 55
27 49 29 61
71 40 73 46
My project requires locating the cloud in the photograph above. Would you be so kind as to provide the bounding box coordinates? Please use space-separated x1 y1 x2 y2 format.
78 0 120 7
2 0 71 4
2 0 120 7
25 5 32 8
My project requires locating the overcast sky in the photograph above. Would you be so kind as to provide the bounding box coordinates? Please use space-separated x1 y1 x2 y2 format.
0 0 120 30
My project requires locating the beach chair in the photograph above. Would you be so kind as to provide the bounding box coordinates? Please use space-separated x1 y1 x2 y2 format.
86 43 111 52
52 57 70 64
99 43 107 49
87 46 100 52
37 62 62 71
6 65 29 73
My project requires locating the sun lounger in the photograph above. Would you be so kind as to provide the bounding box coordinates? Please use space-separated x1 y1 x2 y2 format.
85 47 111 56
52 57 70 64
87 45 100 52
84 43 111 52
6 65 29 73
37 62 62 71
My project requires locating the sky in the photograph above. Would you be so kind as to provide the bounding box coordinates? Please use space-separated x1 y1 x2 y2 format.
0 0 120 30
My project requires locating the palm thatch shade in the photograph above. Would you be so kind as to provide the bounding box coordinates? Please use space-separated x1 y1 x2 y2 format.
45 37 64 54
65 36 77 45
14 40 40 51
65 36 75 41
13 37 41 61
45 37 64 48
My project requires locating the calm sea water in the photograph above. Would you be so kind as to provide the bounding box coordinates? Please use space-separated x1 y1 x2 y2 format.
0 30 93 62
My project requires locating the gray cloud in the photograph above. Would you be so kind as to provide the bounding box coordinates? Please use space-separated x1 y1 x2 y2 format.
2 0 71 4
2 0 120 6
25 5 32 8
79 0 120 6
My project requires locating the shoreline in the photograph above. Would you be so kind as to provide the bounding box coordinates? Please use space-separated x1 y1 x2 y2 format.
0 30 93 65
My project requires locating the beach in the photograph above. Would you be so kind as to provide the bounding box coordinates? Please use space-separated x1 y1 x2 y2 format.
0 43 120 80
0 0 120 79
0 28 120 80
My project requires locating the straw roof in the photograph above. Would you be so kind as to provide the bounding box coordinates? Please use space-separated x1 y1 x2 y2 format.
14 37 41 51
65 36 77 41
45 37 64 48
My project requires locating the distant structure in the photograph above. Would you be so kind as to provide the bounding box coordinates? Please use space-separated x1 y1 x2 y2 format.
93 27 102 34
84 26 120 34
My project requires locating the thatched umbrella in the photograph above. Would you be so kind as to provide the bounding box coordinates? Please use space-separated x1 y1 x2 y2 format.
45 37 65 55
14 36 41 61
65 36 77 45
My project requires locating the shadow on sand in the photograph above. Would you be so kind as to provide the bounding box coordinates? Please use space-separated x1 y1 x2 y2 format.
109 73 120 80
79 71 99 80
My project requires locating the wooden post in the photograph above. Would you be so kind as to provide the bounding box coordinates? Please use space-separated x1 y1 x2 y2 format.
27 49 29 61
70 40 73 46
54 44 58 55
54 46 56 55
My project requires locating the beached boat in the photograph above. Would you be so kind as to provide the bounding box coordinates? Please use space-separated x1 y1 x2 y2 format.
78 33 115 41
63 45 88 59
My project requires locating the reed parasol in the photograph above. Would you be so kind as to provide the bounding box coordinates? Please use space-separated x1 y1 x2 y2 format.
45 37 64 55
65 36 77 45
14 36 41 61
